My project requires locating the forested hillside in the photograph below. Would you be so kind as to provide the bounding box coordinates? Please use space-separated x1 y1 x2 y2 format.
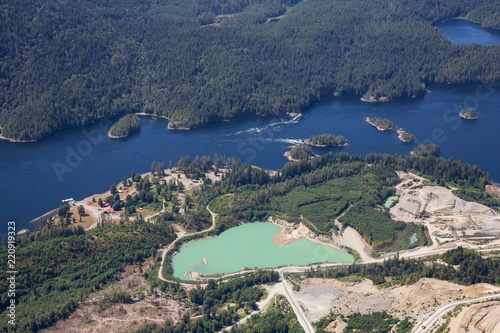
1 0 499 140
0 221 176 332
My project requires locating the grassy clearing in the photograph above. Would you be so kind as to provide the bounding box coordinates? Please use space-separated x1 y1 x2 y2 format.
376 223 427 252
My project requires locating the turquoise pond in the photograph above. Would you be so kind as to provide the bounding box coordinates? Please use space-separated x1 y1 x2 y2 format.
172 222 354 280
409 233 418 245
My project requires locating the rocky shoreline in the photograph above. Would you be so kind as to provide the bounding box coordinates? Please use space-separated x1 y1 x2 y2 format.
303 139 348 148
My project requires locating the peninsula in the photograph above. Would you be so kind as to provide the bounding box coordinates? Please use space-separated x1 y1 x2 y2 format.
411 143 441 157
108 114 141 139
284 144 316 161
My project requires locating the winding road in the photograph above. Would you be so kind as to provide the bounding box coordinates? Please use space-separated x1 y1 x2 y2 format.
157 201 218 286
414 293 500 333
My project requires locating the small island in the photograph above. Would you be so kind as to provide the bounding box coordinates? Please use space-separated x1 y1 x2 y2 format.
397 130 416 143
304 133 348 147
366 117 397 131
459 108 479 120
284 144 316 161
108 114 141 138
411 143 441 158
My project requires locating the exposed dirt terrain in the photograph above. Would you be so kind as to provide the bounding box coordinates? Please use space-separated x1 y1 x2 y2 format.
41 262 190 333
391 172 500 237
389 172 500 258
447 301 500 333
296 277 500 328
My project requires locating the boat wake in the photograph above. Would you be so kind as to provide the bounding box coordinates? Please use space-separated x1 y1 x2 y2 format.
274 138 303 145
234 114 302 135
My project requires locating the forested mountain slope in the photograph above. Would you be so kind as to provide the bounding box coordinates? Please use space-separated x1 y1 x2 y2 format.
1 0 499 140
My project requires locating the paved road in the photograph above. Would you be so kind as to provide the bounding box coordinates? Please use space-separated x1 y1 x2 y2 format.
279 269 315 333
413 293 500 333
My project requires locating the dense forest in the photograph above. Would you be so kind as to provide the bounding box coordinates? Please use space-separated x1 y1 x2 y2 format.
1 0 500 140
411 143 441 157
109 114 141 138
465 3 500 29
315 311 413 333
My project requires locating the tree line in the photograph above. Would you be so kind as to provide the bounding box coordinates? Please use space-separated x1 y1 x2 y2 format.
1 0 499 140
303 247 500 286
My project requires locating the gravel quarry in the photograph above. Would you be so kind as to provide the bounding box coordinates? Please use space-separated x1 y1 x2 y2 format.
297 278 500 332
391 172 500 245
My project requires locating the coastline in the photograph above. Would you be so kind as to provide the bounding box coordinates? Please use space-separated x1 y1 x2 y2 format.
445 16 500 30
25 170 155 232
360 95 390 103
25 168 228 234
283 150 320 162
268 217 346 252
108 132 128 139
107 127 141 139
167 123 191 131
134 112 170 121
459 114 479 120
0 132 37 143
303 139 348 148
283 151 299 162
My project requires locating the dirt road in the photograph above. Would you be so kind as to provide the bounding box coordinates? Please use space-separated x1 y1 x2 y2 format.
157 200 219 286
280 269 315 333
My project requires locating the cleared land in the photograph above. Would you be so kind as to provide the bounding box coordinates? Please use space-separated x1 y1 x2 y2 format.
296 277 500 331
447 301 500 333
391 172 500 247
41 261 190 333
